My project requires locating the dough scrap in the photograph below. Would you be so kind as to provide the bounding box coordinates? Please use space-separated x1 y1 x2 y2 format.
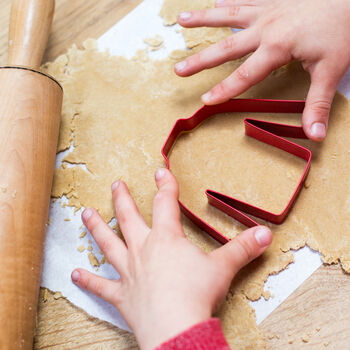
44 6 350 348
88 252 100 267
144 35 164 48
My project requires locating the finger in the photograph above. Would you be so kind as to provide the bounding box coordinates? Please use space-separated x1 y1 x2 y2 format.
302 62 342 141
72 268 122 306
201 46 291 104
112 181 150 249
152 169 183 235
215 0 265 7
175 29 258 77
178 6 258 29
211 226 272 275
82 207 128 276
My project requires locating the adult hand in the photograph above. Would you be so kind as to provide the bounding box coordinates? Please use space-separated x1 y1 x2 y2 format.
175 0 350 141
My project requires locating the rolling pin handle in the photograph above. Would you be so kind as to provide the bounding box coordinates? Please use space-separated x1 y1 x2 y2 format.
8 0 55 69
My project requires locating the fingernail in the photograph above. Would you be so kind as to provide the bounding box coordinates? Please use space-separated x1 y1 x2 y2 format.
155 168 166 181
111 181 120 192
179 12 191 21
310 122 326 139
83 208 93 221
71 270 80 283
202 91 212 103
254 227 272 247
175 61 187 72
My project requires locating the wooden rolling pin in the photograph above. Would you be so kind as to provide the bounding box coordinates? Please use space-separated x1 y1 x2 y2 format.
0 0 62 348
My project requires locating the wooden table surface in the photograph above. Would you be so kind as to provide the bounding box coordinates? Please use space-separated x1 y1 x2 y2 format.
0 0 349 349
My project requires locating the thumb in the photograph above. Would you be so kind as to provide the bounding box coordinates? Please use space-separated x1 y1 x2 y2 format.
211 226 272 275
302 62 340 142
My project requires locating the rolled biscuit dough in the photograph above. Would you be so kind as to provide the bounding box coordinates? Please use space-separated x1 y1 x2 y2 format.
159 0 215 25
159 0 232 49
44 5 350 349
182 26 233 49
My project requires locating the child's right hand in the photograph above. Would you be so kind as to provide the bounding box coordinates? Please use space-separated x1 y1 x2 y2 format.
71 169 272 350
175 0 350 142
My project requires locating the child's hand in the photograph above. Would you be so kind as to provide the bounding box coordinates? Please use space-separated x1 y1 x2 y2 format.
175 0 350 141
71 169 272 350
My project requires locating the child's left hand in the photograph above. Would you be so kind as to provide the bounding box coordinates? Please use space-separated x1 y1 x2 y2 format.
71 169 272 350
175 0 350 142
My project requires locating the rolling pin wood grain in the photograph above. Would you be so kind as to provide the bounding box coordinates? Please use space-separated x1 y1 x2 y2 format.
0 0 62 349
8 0 54 69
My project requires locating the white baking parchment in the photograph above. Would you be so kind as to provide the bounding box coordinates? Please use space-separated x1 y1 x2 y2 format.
41 0 350 331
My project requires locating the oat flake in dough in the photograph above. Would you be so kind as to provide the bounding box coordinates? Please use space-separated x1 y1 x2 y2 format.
44 16 350 350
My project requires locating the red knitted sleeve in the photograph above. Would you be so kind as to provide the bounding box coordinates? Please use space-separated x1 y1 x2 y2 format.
154 318 230 350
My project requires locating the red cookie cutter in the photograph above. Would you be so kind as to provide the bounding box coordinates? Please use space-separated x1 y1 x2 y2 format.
162 99 311 245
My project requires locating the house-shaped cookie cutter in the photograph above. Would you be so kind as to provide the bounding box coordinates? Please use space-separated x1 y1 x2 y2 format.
162 99 311 244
